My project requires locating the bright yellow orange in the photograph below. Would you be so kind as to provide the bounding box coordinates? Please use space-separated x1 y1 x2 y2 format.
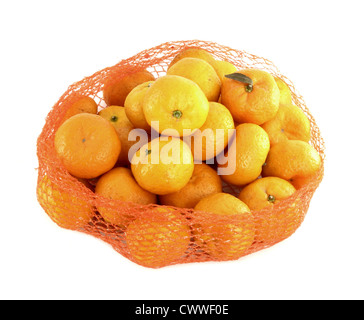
131 136 194 195
124 81 154 131
159 163 222 208
212 60 237 82
221 69 280 125
239 177 296 211
218 123 270 186
194 193 255 261
37 175 93 230
63 95 98 122
103 70 155 106
168 48 216 69
274 76 292 105
125 208 190 268
189 102 235 161
98 106 136 167
95 167 157 229
261 104 311 145
143 75 209 137
167 57 221 101
262 140 322 189
54 113 121 179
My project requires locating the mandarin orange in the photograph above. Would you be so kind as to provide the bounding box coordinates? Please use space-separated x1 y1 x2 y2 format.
54 113 121 179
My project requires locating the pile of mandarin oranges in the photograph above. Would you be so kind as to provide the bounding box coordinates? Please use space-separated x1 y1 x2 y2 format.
37 47 322 268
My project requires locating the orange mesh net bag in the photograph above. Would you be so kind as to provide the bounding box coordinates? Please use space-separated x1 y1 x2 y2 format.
36 40 325 269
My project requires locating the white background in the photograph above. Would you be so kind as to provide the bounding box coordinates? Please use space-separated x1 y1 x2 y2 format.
1 0 363 300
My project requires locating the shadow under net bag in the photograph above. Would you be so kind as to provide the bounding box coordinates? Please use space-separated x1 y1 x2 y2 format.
36 40 325 269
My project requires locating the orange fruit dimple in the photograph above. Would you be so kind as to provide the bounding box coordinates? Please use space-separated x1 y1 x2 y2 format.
159 163 222 208
262 140 322 189
124 81 154 131
95 167 157 229
143 75 209 137
261 104 311 145
103 70 155 107
221 69 280 125
167 57 221 101
189 101 235 161
125 208 191 268
219 123 270 186
98 106 136 167
194 193 255 261
54 113 121 179
131 137 194 195
37 175 93 230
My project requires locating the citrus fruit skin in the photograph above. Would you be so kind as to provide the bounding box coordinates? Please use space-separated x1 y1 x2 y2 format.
125 209 191 268
131 137 194 195
239 177 296 211
98 106 135 167
194 193 255 261
261 104 311 145
124 81 154 131
95 167 157 229
274 77 292 106
212 60 237 82
54 113 121 179
189 101 235 162
219 123 270 186
142 75 209 137
262 140 322 189
159 163 222 208
252 197 302 244
168 48 216 70
238 177 297 243
103 70 155 107
37 175 93 230
167 57 221 101
63 95 98 122
221 69 280 125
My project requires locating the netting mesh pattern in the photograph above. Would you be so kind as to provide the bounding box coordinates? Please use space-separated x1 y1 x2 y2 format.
36 40 325 268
